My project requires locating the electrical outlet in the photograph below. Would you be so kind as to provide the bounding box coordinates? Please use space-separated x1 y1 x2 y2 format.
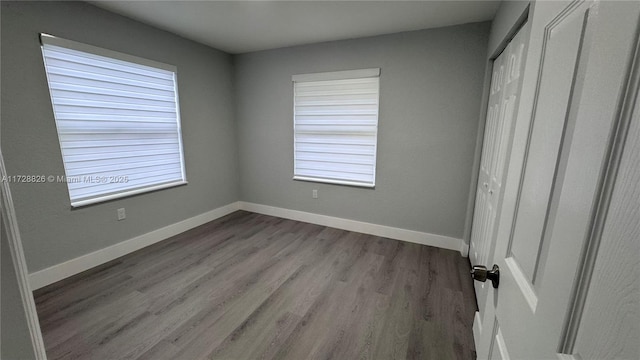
117 208 126 221
312 189 318 199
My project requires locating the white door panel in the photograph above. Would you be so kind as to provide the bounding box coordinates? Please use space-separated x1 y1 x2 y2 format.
508 4 587 283
572 86 640 360
470 16 531 356
489 322 511 360
473 0 640 358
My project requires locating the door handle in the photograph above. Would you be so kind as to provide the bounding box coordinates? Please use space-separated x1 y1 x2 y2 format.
471 264 500 288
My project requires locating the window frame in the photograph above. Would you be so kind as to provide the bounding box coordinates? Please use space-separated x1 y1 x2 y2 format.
292 68 380 188
40 34 188 207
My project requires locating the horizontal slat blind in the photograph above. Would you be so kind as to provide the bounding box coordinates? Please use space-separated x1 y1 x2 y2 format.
40 35 186 207
293 70 379 187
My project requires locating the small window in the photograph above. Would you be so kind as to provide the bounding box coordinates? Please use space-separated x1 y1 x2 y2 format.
293 68 380 188
40 34 187 207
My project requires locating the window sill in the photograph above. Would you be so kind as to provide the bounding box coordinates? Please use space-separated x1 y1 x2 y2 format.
70 180 188 208
293 176 375 189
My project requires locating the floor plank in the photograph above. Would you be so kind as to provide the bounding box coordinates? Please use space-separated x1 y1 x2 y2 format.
34 211 478 360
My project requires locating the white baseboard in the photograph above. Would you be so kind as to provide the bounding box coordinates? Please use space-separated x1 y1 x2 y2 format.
28 201 240 290
238 201 465 254
30 200 466 290
473 310 483 341
473 311 485 359
460 241 470 257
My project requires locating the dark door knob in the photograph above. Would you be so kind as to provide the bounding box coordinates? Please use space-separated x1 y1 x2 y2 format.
471 264 500 288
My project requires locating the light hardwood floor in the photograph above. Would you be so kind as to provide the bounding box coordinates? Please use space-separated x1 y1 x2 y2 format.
34 211 478 359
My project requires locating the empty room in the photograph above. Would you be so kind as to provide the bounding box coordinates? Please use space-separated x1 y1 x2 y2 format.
1 1 638 359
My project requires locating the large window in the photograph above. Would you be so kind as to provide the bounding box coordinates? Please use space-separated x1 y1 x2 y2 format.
40 34 187 207
293 68 380 187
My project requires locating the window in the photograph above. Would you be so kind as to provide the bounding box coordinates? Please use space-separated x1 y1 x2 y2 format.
293 68 380 187
40 34 187 207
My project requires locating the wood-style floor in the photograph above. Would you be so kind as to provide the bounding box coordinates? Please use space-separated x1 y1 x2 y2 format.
34 211 478 360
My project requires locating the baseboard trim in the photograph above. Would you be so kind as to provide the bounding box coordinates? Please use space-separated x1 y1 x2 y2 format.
473 311 484 359
30 201 466 290
28 201 240 290
460 241 470 257
473 310 482 341
238 201 465 254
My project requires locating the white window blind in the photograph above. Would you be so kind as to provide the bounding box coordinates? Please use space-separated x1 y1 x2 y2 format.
293 69 380 187
40 34 187 207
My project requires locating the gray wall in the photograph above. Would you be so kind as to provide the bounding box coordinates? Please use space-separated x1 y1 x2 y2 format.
487 1 530 58
1 1 239 272
235 22 490 240
1 211 37 360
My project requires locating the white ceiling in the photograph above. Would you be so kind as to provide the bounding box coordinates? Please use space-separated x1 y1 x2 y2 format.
89 1 500 54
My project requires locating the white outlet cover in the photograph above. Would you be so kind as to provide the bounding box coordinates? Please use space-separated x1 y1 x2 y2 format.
117 208 126 220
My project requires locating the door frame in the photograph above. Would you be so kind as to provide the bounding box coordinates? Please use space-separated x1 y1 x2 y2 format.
1 150 48 359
